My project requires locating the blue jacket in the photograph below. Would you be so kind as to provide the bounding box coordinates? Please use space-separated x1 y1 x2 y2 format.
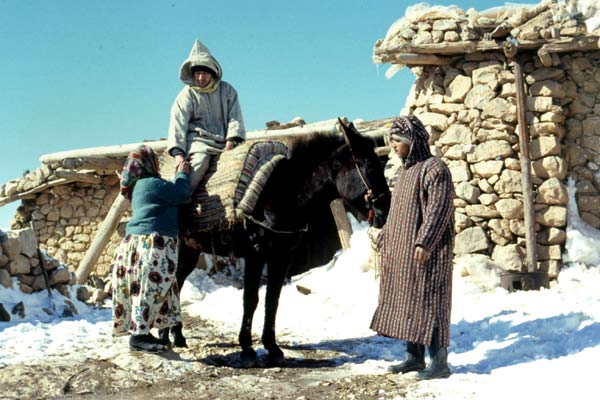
126 172 190 238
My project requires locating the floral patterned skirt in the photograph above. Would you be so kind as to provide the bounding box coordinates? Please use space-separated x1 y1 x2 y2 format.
112 233 182 336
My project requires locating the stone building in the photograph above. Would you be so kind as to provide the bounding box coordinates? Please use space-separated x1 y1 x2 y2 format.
373 0 600 281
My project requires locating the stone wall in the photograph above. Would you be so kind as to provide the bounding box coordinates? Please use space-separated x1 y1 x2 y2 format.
399 49 600 279
0 227 71 294
4 173 126 283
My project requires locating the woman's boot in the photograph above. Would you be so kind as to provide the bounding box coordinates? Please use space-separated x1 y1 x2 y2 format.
387 341 426 373
418 327 451 379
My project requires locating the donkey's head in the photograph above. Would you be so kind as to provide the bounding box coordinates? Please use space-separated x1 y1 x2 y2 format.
333 118 390 228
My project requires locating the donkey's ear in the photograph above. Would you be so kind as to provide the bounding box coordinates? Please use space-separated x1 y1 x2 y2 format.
338 116 368 155
337 117 359 147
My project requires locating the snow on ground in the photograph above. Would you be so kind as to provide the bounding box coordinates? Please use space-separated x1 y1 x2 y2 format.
1 178 599 398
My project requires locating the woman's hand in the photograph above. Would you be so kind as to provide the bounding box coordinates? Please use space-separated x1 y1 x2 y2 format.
175 154 186 167
176 160 191 174
414 245 431 264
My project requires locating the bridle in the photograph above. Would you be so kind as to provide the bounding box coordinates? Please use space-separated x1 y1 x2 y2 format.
350 154 388 223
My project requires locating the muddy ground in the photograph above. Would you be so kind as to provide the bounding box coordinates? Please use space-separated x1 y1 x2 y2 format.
0 314 437 400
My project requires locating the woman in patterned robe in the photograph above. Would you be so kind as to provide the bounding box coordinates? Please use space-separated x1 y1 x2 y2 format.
112 145 190 353
371 115 455 379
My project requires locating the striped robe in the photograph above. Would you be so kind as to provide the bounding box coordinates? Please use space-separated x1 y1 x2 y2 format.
371 156 454 347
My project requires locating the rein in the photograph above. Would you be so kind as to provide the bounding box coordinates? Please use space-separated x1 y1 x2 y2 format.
245 214 308 235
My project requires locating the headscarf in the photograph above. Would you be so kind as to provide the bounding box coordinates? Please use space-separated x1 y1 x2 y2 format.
389 115 432 168
120 144 160 201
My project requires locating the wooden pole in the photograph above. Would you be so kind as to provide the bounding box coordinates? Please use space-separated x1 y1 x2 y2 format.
513 57 538 273
75 193 129 284
329 199 353 251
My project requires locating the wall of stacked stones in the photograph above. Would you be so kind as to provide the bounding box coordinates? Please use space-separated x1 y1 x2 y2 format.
402 49 600 279
7 174 125 283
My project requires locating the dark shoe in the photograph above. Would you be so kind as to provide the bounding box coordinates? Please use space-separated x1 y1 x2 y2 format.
418 348 452 379
419 327 451 380
129 334 166 353
387 342 425 373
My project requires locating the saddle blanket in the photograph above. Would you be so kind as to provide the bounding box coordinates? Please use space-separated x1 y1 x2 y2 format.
160 140 288 233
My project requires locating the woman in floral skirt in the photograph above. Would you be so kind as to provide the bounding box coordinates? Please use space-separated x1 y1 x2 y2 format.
112 144 190 352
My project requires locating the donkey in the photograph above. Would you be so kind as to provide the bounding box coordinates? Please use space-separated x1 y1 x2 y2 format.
163 118 390 367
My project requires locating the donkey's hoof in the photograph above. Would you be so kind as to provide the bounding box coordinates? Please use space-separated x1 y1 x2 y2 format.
172 335 188 348
240 348 257 368
267 349 285 366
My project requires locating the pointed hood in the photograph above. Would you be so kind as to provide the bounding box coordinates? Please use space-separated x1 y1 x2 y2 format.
179 39 223 86
389 115 432 168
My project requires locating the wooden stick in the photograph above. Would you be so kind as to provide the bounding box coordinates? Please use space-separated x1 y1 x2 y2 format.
513 57 538 273
373 52 451 66
75 194 129 284
53 169 103 184
329 199 353 251
373 36 600 61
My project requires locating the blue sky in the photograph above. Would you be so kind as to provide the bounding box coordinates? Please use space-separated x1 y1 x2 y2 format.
0 0 535 227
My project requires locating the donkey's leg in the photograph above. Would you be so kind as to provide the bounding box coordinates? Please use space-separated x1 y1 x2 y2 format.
239 251 263 367
262 256 290 365
160 239 200 348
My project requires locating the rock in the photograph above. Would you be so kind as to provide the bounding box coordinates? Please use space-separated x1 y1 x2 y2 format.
525 67 564 84
539 227 566 245
471 160 504 178
19 284 33 294
448 160 471 182
76 286 92 302
492 244 525 272
529 123 564 139
49 268 71 286
482 98 517 123
565 144 588 168
438 124 472 145
455 182 480 204
467 140 513 163
581 212 600 229
509 219 526 236
529 80 566 98
536 178 568 205
536 244 562 261
0 269 12 288
465 204 501 219
527 96 555 113
494 170 523 194
479 193 499 206
495 199 524 219
31 275 47 292
12 301 25 318
577 195 600 213
454 227 489 255
531 156 567 179
535 206 567 227
7 255 31 275
2 232 22 260
530 137 561 160
418 112 448 131
472 65 501 90
0 303 10 321
465 85 495 110
454 212 472 231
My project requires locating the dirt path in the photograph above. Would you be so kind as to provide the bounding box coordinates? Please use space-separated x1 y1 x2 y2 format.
0 315 430 400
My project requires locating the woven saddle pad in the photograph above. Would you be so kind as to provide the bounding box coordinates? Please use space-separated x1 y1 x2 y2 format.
160 140 288 233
